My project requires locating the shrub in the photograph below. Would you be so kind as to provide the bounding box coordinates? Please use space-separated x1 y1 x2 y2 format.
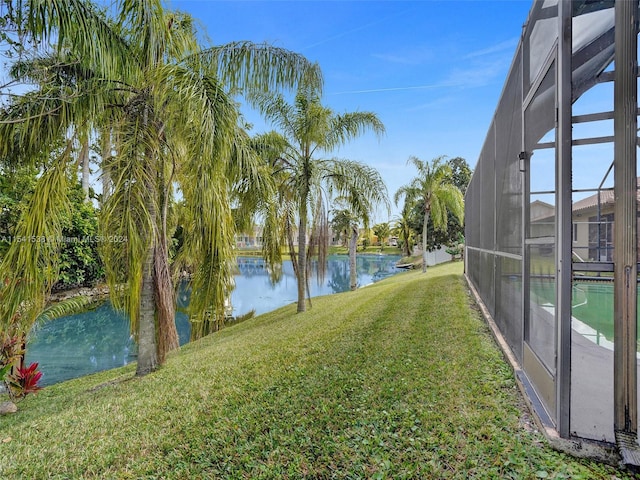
0 331 43 402
5 362 43 399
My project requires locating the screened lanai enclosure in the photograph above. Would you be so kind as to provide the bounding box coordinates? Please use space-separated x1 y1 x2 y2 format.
465 0 640 462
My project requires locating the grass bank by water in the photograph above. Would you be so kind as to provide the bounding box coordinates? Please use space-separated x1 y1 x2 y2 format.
0 263 631 478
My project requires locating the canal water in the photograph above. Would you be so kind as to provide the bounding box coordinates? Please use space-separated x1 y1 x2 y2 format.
26 254 402 386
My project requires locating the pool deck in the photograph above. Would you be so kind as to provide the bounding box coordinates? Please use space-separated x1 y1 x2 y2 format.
571 329 616 442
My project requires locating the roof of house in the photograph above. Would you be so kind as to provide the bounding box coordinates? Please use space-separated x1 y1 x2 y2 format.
530 199 556 222
572 190 614 214
530 180 640 221
572 178 640 215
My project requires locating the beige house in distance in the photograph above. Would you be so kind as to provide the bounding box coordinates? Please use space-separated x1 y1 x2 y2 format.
234 225 343 250
530 181 640 263
572 190 615 262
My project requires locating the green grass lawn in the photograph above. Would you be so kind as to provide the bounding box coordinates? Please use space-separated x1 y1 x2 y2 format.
0 263 631 479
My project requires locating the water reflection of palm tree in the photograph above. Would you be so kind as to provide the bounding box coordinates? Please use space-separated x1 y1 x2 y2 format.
327 267 350 293
360 256 372 274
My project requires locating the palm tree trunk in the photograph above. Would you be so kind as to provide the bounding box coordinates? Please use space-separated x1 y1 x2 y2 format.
100 130 112 204
297 197 307 313
80 139 90 202
137 144 159 376
137 239 158 376
155 161 179 361
422 211 429 273
154 238 178 362
349 225 358 290
403 230 411 257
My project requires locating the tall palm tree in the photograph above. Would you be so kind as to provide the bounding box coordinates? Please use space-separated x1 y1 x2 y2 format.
251 82 386 311
392 201 416 258
0 0 320 375
394 156 464 273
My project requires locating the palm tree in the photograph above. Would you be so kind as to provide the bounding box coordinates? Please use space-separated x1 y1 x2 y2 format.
251 82 385 310
394 156 464 273
333 188 389 291
0 0 320 375
330 209 352 247
392 201 416 258
335 170 389 290
373 222 391 248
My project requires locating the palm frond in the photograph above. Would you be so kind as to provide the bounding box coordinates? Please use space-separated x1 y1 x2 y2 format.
0 150 71 334
324 111 385 150
178 165 235 339
324 159 389 228
307 194 328 284
247 93 298 140
27 0 136 80
197 41 323 95
35 295 97 326
99 114 156 336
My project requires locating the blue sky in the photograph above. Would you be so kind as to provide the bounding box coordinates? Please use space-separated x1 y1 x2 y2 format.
172 0 533 220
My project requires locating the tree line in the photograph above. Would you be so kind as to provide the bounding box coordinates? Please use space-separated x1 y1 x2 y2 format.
337 155 470 269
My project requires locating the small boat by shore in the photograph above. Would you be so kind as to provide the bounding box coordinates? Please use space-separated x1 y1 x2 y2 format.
395 263 415 269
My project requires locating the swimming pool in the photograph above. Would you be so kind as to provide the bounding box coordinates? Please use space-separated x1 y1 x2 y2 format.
530 278 636 350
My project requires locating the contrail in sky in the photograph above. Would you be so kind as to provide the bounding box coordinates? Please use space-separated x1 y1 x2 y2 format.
302 7 414 50
330 82 458 95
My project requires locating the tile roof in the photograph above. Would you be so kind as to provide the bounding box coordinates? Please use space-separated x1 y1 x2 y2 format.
572 179 640 214
572 190 614 214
